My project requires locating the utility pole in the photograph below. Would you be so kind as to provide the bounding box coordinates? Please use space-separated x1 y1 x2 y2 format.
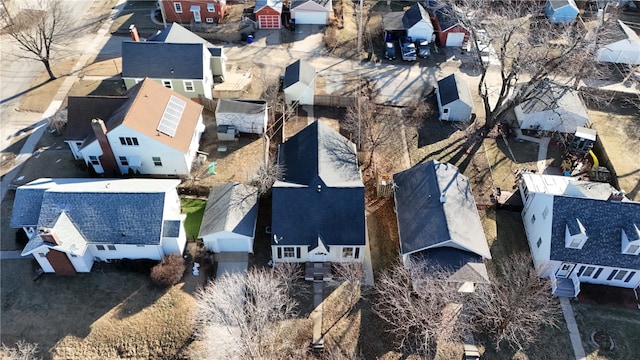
356 0 363 55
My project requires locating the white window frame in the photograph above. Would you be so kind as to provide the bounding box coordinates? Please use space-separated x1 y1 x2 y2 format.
107 245 117 251
96 245 105 251
568 238 582 249
119 156 129 166
342 247 354 258
206 17 214 23
536 237 542 248
283 247 295 258
542 206 549 219
174 2 182 13
183 80 195 92
614 270 628 281
582 266 596 277
207 3 215 12
152 156 163 167
162 79 173 89
88 155 100 165
624 243 640 255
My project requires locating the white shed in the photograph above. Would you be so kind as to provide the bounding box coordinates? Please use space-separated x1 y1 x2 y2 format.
198 183 258 253
436 74 473 122
596 21 640 65
291 0 331 25
403 3 434 42
284 59 316 105
215 99 268 134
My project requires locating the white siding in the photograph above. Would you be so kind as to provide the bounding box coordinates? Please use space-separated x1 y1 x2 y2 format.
285 80 315 105
34 249 55 273
91 244 164 261
521 193 555 275
203 231 253 253
407 22 434 43
272 245 364 263
69 251 93 273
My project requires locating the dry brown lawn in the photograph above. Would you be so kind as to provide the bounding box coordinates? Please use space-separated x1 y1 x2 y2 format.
18 56 80 113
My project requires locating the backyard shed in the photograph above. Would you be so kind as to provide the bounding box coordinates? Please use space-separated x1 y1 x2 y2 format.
254 0 283 29
215 99 268 134
290 0 331 25
596 21 640 65
284 59 316 105
403 3 434 42
432 4 470 47
545 0 579 24
198 183 258 253
436 74 473 121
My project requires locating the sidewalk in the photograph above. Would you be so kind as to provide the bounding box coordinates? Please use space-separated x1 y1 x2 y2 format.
560 297 587 360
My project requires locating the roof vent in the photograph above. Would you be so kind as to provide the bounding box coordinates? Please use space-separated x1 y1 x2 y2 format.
608 190 625 202
317 184 322 192
440 192 446 203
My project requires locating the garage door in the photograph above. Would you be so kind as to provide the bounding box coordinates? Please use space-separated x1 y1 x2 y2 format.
446 32 465 47
259 15 280 29
294 11 326 25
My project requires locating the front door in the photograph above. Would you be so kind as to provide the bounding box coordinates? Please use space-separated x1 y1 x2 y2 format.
46 249 76 275
556 263 575 278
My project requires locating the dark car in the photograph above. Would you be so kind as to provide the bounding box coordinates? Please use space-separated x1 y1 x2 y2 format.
417 40 431 58
385 42 396 60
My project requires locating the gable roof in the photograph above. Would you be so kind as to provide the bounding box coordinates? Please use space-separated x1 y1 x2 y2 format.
381 12 405 31
255 0 283 13
393 160 491 259
82 78 203 153
521 173 624 201
215 99 267 115
283 59 315 89
516 79 588 119
122 41 206 79
65 96 129 141
403 3 432 29
549 196 640 269
146 22 225 57
198 183 259 238
434 4 467 32
437 73 472 106
291 0 330 10
12 178 181 255
275 120 363 187
410 247 490 284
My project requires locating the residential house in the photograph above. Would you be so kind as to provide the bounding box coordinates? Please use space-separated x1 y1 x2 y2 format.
403 3 434 42
393 161 492 292
596 20 640 65
215 99 268 134
158 0 226 24
436 74 473 121
67 78 205 177
290 0 331 25
432 4 470 47
254 0 283 29
514 79 589 134
10 178 186 275
146 22 227 82
122 40 214 99
545 0 579 24
284 59 316 105
518 173 640 297
271 121 366 264
198 183 259 253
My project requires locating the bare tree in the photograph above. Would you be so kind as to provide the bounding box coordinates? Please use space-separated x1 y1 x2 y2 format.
3 0 71 80
250 161 284 197
0 341 40 360
329 263 365 315
440 0 624 128
468 252 561 351
372 261 468 357
194 267 302 359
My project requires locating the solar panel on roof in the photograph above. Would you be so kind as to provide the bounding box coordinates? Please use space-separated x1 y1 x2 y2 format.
157 95 186 137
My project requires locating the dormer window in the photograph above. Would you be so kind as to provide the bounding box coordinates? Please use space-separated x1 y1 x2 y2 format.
621 223 640 255
565 218 587 249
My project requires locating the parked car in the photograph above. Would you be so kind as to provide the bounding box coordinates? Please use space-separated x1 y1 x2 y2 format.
399 36 416 61
385 41 396 60
417 40 431 58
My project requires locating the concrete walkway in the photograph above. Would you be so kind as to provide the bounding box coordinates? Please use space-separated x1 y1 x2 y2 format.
0 250 25 260
560 297 587 360
310 281 324 349
514 128 551 174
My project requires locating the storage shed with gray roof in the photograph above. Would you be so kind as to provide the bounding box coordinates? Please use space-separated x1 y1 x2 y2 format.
284 59 316 105
436 74 473 121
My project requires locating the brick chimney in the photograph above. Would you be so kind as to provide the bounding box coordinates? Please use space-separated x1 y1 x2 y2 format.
129 24 140 42
91 119 119 177
39 228 60 245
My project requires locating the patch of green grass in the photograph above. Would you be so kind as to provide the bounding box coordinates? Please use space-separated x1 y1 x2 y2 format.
181 198 206 240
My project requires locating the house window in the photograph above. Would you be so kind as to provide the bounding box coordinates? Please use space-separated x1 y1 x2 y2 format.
206 17 214 23
174 2 182 13
119 137 139 146
96 245 105 251
207 3 215 12
283 247 295 258
136 244 145 247
582 266 596 277
568 238 582 248
162 80 173 89
342 247 354 258
522 185 529 201
542 206 549 219
624 244 640 255
38 253 46 258
184 80 195 92
531 214 536 224
119 156 129 166
107 245 117 251
89 156 100 165
536 237 542 248
152 157 163 166
593 268 603 279
625 271 636 283
614 270 628 281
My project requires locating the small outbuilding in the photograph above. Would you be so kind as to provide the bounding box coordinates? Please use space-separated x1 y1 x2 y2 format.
254 0 283 29
291 0 332 25
215 99 268 134
198 183 259 254
545 0 579 24
436 74 473 121
596 21 640 65
403 3 434 42
284 59 316 105
432 4 470 47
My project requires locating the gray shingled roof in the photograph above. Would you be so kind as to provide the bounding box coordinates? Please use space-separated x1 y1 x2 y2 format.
122 41 205 79
437 74 472 107
403 3 431 29
198 183 259 238
283 59 315 89
216 99 266 115
410 247 490 284
291 0 330 10
65 96 128 141
434 4 465 32
517 79 588 119
146 22 224 57
271 121 365 248
550 196 640 269
393 160 491 259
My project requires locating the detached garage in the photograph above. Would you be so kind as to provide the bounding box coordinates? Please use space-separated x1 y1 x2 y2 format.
433 4 470 47
199 183 259 254
284 59 316 105
291 0 331 25
215 99 268 134
255 0 283 29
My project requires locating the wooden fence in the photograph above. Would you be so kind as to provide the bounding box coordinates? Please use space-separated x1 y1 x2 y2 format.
198 95 217 112
313 95 362 108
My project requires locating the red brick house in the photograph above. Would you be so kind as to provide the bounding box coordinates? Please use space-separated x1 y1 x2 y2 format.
254 0 283 29
159 0 226 24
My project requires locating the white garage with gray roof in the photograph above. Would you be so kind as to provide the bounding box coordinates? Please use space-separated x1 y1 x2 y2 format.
436 74 473 121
